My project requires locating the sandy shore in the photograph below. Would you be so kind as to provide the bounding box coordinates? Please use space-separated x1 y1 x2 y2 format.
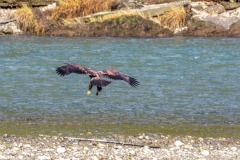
0 134 239 159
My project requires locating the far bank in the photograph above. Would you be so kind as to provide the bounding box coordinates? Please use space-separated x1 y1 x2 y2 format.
1 0 240 37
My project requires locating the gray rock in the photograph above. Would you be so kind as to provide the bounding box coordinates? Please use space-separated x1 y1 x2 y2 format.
174 140 184 147
57 146 66 153
37 155 51 160
2 26 13 34
205 3 225 15
231 147 238 151
189 2 240 30
0 8 24 34
3 134 8 138
221 2 240 10
201 150 210 156
111 0 143 10
190 2 225 15
229 21 240 37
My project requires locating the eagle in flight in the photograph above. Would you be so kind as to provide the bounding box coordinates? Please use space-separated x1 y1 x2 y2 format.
56 63 139 95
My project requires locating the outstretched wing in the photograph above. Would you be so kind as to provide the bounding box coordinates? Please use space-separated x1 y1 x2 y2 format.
98 68 139 87
90 77 111 87
56 63 89 76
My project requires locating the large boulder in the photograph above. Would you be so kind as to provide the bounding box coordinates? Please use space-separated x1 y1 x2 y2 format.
228 21 240 36
185 18 228 36
184 1 240 36
190 2 226 15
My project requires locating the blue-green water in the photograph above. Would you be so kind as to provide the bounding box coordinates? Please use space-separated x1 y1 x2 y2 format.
1 35 240 137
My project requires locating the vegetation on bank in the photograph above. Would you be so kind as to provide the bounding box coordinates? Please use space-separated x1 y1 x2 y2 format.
49 0 113 21
15 0 187 35
15 4 41 34
158 7 186 31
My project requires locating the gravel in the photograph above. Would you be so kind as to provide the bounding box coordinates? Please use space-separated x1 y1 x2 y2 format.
0 134 240 159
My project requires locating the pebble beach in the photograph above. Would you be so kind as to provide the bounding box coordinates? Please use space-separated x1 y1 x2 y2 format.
0 134 240 160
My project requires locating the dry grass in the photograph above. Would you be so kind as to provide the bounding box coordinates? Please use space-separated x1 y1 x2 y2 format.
86 10 144 23
63 10 148 25
158 7 186 31
63 6 187 32
14 1 186 35
15 4 42 35
50 0 113 21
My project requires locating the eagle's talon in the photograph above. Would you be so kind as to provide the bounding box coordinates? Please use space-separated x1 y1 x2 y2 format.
87 90 91 95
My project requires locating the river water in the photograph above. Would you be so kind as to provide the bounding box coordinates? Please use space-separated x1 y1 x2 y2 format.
0 35 240 137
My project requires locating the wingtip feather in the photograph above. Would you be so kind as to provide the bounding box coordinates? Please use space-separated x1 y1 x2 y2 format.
129 77 140 88
56 67 65 76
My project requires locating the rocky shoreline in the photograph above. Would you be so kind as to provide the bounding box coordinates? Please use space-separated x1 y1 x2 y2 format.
0 134 240 159
1 0 240 37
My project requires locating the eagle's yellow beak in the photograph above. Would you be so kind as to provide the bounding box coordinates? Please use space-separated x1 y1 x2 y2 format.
87 90 91 95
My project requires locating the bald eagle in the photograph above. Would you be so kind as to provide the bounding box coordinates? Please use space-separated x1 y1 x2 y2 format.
56 63 139 95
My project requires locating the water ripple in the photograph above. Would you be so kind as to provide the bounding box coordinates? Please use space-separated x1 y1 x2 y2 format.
0 36 240 136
